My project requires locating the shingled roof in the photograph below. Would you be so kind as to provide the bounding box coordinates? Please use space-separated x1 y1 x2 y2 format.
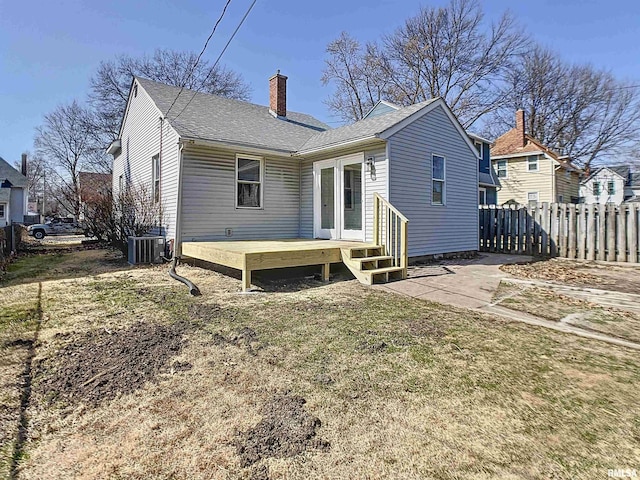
137 77 329 153
0 156 26 188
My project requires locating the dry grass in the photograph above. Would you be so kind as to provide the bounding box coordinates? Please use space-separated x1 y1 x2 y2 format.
1 250 639 479
495 282 640 344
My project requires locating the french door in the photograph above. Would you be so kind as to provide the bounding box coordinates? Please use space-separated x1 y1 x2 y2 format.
313 153 364 240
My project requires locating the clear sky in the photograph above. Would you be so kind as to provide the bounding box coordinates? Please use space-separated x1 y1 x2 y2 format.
1 0 639 164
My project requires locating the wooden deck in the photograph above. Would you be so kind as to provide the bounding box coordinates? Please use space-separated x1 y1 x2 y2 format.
182 239 375 291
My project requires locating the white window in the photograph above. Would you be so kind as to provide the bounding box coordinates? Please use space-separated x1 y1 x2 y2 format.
608 181 615 195
479 188 487 205
152 154 161 203
527 192 539 205
0 203 5 219
432 155 445 205
236 155 263 208
496 160 507 178
527 155 538 171
593 181 601 196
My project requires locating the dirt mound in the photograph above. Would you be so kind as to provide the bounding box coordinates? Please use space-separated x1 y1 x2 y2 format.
234 392 330 468
38 321 189 406
213 327 262 355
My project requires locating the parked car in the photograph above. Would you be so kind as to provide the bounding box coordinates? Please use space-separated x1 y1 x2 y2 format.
27 218 85 239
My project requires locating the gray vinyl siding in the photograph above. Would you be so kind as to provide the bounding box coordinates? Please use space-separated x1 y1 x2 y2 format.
365 102 398 119
112 80 181 240
180 145 300 241
298 143 387 240
388 105 478 256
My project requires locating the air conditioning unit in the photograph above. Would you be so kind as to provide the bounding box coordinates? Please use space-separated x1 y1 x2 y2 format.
128 236 165 265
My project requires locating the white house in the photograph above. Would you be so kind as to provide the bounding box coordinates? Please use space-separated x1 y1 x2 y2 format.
0 155 28 227
579 165 632 205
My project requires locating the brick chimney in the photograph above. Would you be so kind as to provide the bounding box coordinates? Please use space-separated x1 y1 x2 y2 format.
21 153 27 176
269 70 287 117
515 109 526 147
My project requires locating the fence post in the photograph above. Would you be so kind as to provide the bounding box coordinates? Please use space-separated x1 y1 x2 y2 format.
628 204 638 263
568 204 577 259
540 203 549 255
577 204 586 260
550 203 558 257
617 205 627 263
558 204 567 257
597 205 606 261
587 204 596 261
496 207 503 253
606 204 616 262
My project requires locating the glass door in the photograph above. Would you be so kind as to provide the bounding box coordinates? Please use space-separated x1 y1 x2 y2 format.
340 160 363 240
314 160 337 239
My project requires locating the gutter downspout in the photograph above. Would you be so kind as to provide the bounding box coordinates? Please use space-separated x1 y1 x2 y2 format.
175 141 185 257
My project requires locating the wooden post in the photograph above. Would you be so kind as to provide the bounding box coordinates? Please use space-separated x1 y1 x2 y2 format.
496 208 503 253
526 206 533 255
373 195 379 246
489 207 496 252
242 269 251 292
617 205 627 263
559 204 567 257
541 202 549 256
401 220 408 279
628 204 638 263
606 204 616 262
518 207 525 254
587 204 596 261
322 263 331 282
510 206 518 253
597 205 606 261
550 203 558 257
577 204 586 260
568 204 577 259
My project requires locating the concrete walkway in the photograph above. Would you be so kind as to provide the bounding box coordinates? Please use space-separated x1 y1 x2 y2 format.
375 253 640 351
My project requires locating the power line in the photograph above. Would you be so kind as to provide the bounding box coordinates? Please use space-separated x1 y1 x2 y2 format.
172 0 258 122
164 0 233 117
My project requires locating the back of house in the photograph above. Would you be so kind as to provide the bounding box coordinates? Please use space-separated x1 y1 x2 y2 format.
109 72 480 270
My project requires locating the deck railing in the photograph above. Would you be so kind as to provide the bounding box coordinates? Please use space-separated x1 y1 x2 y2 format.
373 193 409 277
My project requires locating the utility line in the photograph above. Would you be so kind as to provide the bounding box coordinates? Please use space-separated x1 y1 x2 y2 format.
172 0 258 122
164 0 233 117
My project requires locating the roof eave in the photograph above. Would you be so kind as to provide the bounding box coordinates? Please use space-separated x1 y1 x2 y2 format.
180 136 296 157
294 135 384 157
106 139 122 156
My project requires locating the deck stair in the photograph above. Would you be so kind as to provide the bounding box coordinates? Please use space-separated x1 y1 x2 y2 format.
341 246 405 285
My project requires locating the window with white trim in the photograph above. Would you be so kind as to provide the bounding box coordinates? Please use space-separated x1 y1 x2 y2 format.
479 188 487 205
496 160 507 178
236 155 263 208
0 203 5 219
432 155 445 205
608 181 615 195
527 155 538 171
152 154 160 203
527 192 539 206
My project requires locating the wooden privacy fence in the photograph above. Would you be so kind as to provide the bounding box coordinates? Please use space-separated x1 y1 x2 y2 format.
479 203 640 263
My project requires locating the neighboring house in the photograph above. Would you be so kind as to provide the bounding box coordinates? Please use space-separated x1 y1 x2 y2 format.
110 74 480 265
579 165 632 205
469 133 498 205
365 101 496 204
0 155 28 227
491 110 581 205
78 171 112 220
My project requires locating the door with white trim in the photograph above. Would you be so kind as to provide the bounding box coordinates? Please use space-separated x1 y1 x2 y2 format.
313 153 364 240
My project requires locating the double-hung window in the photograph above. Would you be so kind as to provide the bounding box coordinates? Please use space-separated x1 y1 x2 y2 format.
152 154 161 204
608 181 615 195
527 192 539 206
432 155 445 205
496 160 507 178
593 182 601 196
236 155 263 208
527 155 538 171
0 203 5 219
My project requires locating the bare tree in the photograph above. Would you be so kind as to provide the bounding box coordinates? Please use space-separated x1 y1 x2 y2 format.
487 46 640 167
88 49 252 144
34 101 96 217
322 0 528 126
13 152 46 201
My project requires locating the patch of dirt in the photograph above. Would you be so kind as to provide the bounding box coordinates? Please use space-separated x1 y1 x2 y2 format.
37 321 189 406
501 259 640 294
234 392 330 468
405 318 445 338
212 327 263 355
